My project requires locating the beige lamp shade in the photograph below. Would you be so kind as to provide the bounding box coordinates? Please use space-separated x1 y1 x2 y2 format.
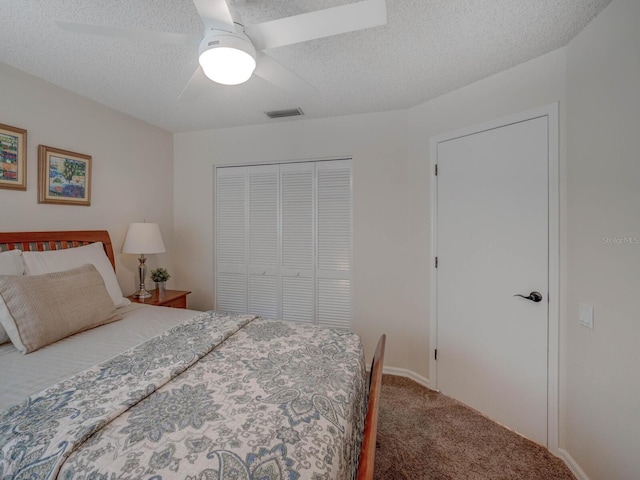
122 223 166 254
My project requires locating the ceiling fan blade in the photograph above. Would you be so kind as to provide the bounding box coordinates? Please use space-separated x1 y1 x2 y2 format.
193 0 236 31
246 0 387 51
55 20 200 46
254 52 317 97
177 66 210 102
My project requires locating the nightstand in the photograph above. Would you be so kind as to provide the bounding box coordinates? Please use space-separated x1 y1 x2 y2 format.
128 289 191 309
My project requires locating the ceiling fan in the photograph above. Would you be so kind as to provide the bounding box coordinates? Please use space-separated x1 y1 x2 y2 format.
55 0 387 99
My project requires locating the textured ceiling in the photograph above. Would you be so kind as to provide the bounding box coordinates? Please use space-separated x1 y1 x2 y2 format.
1 0 612 132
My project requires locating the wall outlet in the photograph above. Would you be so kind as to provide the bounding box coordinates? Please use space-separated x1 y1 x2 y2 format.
578 303 594 330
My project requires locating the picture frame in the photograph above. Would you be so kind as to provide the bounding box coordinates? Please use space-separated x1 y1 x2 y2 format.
0 123 27 191
38 145 92 206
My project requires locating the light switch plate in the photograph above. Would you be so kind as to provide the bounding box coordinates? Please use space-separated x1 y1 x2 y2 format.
578 303 594 330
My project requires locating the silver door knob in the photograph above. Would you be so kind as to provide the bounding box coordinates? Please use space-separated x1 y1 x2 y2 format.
514 291 543 302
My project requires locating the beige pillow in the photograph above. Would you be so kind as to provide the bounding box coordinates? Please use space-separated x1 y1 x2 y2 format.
0 249 24 344
0 264 122 354
22 242 130 308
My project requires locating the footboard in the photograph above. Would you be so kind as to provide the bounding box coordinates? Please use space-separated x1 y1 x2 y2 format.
357 334 386 480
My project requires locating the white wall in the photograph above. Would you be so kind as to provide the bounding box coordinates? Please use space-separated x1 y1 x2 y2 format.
0 62 175 294
564 0 640 478
173 111 409 365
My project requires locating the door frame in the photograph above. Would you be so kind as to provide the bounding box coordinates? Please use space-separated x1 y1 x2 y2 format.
429 103 559 452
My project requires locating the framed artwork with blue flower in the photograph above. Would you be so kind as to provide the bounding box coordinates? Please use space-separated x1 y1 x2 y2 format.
38 145 92 206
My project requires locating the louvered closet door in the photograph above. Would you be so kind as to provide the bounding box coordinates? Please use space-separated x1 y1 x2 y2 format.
280 162 315 324
216 160 352 328
248 165 279 319
216 167 247 313
316 160 352 328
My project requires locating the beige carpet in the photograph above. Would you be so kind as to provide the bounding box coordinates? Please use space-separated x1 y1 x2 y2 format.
374 375 575 480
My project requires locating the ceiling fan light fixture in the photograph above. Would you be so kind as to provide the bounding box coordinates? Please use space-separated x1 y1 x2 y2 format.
198 32 256 85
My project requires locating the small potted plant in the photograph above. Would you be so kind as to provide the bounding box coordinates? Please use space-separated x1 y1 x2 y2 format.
150 267 171 294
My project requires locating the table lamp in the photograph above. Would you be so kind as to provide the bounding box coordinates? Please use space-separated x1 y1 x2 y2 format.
122 222 166 298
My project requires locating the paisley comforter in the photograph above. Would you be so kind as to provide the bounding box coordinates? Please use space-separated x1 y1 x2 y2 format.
0 311 367 480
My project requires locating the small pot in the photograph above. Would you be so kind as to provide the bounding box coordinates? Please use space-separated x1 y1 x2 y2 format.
155 281 166 294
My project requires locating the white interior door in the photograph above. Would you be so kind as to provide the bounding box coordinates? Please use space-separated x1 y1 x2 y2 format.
280 162 315 324
436 115 550 446
216 166 247 313
248 165 279 319
316 160 352 329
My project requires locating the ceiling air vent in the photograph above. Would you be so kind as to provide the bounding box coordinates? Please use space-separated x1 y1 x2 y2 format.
266 108 304 119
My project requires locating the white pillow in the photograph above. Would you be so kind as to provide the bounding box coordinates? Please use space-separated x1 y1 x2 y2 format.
22 242 130 308
0 249 24 276
0 249 24 343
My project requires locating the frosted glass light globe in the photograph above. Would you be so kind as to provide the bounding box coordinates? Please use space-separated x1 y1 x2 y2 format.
198 32 257 86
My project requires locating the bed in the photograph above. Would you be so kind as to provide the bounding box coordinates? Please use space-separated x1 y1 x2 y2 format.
0 230 384 480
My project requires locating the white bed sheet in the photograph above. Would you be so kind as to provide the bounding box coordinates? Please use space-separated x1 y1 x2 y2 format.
0 303 201 411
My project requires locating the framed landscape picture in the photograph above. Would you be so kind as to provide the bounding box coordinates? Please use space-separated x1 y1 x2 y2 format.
0 123 27 190
38 145 91 206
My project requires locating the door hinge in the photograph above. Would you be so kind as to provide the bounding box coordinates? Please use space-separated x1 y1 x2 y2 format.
435 164 438 176
435 257 438 268
434 349 438 361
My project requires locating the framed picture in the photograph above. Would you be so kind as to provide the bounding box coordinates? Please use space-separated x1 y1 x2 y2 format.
38 145 92 206
0 123 27 190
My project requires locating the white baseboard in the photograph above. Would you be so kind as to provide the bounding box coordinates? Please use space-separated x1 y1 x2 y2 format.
557 449 590 480
382 366 430 389
380 367 588 480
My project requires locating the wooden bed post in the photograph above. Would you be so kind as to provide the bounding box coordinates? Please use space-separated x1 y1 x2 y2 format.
357 334 386 480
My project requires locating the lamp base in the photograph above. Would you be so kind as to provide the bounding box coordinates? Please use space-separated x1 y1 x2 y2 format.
133 254 152 299
132 288 152 299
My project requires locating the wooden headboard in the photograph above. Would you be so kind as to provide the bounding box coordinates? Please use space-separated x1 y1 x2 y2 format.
0 230 116 270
